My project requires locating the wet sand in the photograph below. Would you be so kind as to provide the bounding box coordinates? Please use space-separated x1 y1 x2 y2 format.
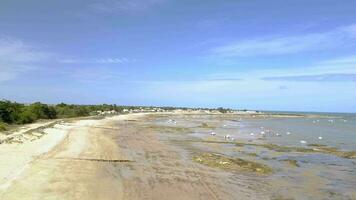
0 113 354 200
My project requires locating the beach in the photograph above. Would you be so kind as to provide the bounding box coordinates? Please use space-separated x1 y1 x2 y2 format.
0 112 355 200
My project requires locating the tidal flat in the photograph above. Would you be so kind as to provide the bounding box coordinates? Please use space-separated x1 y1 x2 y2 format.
145 113 356 200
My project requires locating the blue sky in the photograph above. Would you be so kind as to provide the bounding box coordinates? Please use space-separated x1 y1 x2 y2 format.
1 0 356 112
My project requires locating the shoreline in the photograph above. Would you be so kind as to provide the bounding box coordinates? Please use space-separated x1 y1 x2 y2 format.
0 113 149 196
0 112 354 199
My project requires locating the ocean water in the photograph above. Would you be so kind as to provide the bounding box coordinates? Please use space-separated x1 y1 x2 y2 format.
241 113 356 151
152 113 356 199
224 113 356 199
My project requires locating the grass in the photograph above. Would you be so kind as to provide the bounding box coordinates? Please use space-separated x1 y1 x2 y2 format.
193 153 273 174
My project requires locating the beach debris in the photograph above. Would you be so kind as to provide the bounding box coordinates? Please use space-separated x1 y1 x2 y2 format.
167 119 177 124
282 159 300 167
200 122 210 128
219 161 229 165
300 140 307 144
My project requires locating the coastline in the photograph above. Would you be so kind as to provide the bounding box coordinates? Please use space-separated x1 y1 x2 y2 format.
0 112 354 199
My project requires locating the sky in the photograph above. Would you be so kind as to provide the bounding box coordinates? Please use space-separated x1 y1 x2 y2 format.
0 0 356 112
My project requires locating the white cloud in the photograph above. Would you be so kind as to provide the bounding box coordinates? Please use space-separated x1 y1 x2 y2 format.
318 55 356 66
260 54 356 82
0 37 50 82
60 66 123 83
88 0 165 14
60 57 135 64
212 24 356 57
281 55 356 76
198 54 356 83
262 74 356 82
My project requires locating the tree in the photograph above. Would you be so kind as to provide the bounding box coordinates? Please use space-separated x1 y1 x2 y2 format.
0 100 23 123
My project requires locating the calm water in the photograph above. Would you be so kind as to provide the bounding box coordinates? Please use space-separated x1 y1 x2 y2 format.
225 113 356 199
242 113 356 151
152 113 356 199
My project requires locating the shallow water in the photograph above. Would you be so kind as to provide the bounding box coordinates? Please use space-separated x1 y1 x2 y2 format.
151 113 356 200
242 114 356 151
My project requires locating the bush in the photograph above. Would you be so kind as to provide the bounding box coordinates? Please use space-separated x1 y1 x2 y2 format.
27 102 57 120
18 108 37 124
0 100 23 123
0 122 7 131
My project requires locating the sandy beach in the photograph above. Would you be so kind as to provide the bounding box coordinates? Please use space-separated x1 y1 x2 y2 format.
0 114 129 199
0 113 355 200
0 113 269 200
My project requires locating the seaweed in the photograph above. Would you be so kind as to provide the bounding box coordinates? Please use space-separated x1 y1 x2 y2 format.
281 159 300 167
193 153 272 174
145 125 191 134
177 139 356 159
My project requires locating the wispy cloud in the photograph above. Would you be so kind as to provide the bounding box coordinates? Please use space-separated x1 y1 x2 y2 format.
212 24 356 57
203 78 243 82
200 54 356 83
60 57 136 64
88 0 165 14
61 66 123 83
199 73 243 82
257 54 356 82
278 85 288 90
263 74 356 82
0 37 50 82
318 55 356 67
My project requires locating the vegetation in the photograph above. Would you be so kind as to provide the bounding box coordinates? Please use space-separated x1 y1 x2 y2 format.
0 99 238 129
181 139 356 159
282 159 300 167
0 122 7 131
0 100 126 126
217 107 231 113
193 153 272 174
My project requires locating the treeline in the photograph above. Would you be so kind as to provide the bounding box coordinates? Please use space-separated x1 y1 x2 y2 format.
0 100 126 129
0 100 236 131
